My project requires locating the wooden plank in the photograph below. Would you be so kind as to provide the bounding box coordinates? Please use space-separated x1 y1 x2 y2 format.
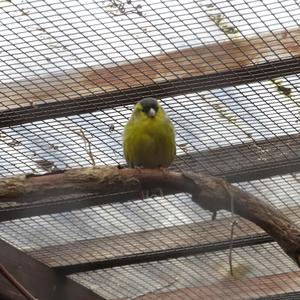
172 132 300 182
1 27 300 126
27 206 299 273
2 27 299 109
134 271 300 300
258 291 300 299
55 235 272 275
2 57 300 128
0 239 105 300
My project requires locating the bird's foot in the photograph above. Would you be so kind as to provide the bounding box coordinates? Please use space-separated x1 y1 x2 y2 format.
159 166 169 176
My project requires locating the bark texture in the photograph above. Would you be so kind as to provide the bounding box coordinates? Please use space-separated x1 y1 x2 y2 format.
0 167 299 266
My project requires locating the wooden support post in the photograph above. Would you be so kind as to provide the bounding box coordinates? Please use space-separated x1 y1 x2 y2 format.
0 239 106 300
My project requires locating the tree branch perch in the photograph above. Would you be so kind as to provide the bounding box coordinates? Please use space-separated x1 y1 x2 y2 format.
0 167 300 266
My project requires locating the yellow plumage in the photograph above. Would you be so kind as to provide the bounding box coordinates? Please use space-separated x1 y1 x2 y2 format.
123 98 176 168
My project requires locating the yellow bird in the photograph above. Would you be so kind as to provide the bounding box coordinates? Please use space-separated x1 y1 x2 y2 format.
123 98 176 168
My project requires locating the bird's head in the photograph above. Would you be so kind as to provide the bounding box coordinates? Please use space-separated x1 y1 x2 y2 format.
134 98 160 119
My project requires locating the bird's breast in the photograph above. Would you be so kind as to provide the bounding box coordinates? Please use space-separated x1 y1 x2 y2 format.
124 118 175 168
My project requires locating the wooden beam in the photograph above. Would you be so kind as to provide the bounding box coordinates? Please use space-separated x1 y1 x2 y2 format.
54 235 272 275
258 291 300 300
1 27 300 127
32 224 269 274
28 207 298 274
1 57 300 128
172 132 300 182
134 271 300 300
0 239 105 300
0 131 299 222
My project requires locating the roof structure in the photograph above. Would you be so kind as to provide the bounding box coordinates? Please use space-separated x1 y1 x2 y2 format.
0 0 300 299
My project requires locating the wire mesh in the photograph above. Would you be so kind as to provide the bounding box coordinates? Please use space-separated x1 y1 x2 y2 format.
69 242 299 300
1 77 300 177
0 0 300 299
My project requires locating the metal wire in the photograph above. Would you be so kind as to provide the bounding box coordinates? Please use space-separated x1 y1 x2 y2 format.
69 242 299 299
0 0 300 299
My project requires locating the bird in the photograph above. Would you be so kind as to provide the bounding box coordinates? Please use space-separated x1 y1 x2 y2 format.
123 97 176 169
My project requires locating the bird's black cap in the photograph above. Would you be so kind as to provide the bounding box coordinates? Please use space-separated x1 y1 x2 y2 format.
139 98 159 113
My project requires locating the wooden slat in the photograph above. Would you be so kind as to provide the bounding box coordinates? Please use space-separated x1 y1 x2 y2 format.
258 291 300 300
27 206 300 272
134 271 300 300
56 235 273 275
0 239 105 300
2 57 300 128
2 27 299 109
28 217 261 268
172 132 300 182
1 27 300 126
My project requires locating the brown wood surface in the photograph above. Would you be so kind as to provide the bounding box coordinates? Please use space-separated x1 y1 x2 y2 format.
134 271 300 300
1 27 299 111
28 216 260 267
172 132 300 182
0 239 105 300
27 206 299 268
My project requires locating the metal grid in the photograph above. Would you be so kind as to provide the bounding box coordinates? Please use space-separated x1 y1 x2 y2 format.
69 243 299 299
1 0 300 299
1 174 300 249
1 78 300 177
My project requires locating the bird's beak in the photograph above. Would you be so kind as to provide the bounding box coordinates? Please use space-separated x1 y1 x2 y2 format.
148 108 156 118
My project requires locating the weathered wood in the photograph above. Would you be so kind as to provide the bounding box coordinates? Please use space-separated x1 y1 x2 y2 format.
28 206 298 270
28 217 263 268
258 291 300 300
1 27 300 126
2 27 299 109
54 235 274 275
0 167 300 266
172 132 300 182
2 57 300 127
0 239 105 300
134 271 300 300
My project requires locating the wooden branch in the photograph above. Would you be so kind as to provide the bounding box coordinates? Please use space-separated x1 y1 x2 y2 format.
0 167 300 266
0 264 37 300
1 132 300 223
0 276 26 300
